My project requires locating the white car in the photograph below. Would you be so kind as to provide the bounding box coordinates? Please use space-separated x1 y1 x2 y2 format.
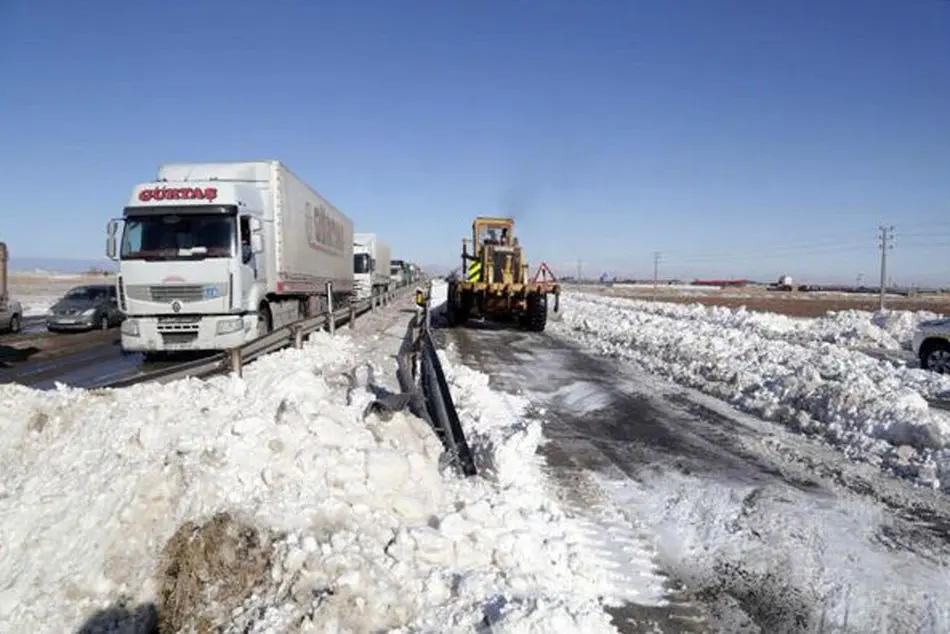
0 295 23 334
912 318 950 373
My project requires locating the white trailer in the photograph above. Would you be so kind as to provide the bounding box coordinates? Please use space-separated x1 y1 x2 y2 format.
106 160 354 354
353 232 391 301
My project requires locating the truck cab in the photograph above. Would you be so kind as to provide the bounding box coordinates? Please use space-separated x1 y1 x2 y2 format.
106 180 266 353
390 259 405 287
353 243 375 300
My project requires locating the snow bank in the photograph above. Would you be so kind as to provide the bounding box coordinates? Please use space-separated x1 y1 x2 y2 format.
15 294 58 317
579 294 941 352
428 278 448 311
551 293 950 491
0 328 618 633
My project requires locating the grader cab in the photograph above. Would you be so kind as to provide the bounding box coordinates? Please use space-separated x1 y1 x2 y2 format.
445 216 559 331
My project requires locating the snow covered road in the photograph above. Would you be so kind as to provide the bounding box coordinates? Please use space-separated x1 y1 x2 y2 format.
437 302 950 633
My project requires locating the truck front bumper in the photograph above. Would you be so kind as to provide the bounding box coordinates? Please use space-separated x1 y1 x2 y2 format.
120 314 256 353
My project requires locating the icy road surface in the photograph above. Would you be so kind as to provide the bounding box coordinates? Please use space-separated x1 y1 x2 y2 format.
436 309 950 633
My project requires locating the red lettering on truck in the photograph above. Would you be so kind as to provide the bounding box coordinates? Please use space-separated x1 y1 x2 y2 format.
306 202 345 254
138 187 219 203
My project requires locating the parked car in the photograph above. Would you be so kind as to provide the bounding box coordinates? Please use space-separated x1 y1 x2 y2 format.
47 284 124 333
912 318 950 373
0 295 23 334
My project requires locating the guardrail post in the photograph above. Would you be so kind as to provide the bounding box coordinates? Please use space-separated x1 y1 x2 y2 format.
349 303 356 329
293 325 304 349
372 292 378 313
229 348 242 378
326 282 335 335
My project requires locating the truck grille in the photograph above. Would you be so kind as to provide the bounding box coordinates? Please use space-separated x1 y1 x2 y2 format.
125 284 227 303
157 315 201 332
161 332 199 345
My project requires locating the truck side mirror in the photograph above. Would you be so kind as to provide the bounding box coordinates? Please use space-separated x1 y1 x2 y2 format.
248 217 263 253
106 219 120 260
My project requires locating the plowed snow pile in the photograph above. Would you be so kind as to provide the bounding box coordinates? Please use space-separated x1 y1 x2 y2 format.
552 293 950 491
0 329 621 633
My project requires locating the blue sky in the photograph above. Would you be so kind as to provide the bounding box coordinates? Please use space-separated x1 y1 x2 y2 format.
2 0 948 285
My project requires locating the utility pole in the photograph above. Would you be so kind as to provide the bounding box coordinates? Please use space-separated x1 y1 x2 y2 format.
652 251 661 301
576 259 582 282
878 225 895 311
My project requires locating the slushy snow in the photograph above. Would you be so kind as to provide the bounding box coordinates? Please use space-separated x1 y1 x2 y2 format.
0 299 630 633
550 292 950 491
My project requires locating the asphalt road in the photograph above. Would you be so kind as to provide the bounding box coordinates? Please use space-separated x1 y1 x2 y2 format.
0 325 190 389
436 315 950 633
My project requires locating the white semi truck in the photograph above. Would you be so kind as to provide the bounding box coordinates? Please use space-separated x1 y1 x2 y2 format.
352 232 391 301
106 160 354 354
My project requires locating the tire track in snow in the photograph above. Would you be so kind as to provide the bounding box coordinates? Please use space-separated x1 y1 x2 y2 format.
442 323 713 632
536 434 711 632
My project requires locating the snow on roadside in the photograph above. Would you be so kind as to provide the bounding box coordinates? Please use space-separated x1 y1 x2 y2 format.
12 294 58 317
0 310 620 633
571 294 942 353
550 292 950 491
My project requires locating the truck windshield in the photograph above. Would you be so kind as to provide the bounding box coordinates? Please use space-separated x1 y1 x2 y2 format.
354 254 372 274
121 211 236 261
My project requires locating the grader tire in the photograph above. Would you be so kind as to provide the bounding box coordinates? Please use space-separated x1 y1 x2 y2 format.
446 286 471 327
525 293 547 332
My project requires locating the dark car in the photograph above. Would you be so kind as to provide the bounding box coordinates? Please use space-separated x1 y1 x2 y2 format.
47 284 124 333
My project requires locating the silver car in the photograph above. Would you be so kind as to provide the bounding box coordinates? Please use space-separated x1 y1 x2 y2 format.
912 318 950 373
0 295 23 334
47 284 124 333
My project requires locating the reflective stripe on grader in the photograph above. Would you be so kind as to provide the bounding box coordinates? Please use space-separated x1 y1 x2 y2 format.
467 262 482 282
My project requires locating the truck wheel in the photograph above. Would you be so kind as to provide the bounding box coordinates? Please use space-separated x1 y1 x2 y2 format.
257 305 273 338
8 314 21 334
920 339 950 374
525 293 547 332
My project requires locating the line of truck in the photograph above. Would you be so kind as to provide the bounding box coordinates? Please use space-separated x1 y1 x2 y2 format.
103 160 422 356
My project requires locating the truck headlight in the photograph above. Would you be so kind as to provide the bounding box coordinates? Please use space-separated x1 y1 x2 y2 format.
121 319 140 337
216 317 244 335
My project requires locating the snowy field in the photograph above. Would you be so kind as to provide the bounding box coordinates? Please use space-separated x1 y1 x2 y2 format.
0 295 660 633
580 283 943 302
550 292 950 491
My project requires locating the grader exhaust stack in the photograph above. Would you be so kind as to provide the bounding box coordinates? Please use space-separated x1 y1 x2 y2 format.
445 216 560 331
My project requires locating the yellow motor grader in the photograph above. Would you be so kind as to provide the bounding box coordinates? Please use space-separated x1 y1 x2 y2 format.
445 216 559 331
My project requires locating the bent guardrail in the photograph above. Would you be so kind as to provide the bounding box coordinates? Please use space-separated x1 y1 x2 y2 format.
103 284 412 389
405 281 477 477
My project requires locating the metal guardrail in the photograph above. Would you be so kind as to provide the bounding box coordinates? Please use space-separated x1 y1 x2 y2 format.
103 284 413 389
404 283 477 477
100 279 479 479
